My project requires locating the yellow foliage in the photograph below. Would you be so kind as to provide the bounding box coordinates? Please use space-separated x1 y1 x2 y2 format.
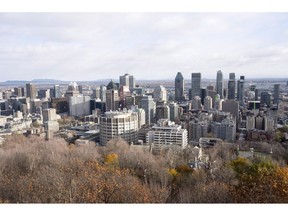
104 153 119 165
168 168 178 177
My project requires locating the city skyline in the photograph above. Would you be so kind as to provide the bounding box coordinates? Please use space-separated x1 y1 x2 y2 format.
1 13 288 81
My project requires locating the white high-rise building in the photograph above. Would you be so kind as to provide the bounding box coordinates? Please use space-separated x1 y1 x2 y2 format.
153 85 167 103
146 119 188 149
69 95 91 117
100 110 139 145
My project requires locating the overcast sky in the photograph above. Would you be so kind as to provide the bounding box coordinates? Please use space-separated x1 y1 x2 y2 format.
0 12 288 81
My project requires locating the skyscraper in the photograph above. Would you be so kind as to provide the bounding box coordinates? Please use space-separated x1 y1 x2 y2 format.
273 84 280 107
175 72 185 102
26 83 37 99
228 73 236 100
216 70 224 99
54 85 61 98
237 76 245 106
191 73 201 99
100 85 107 102
141 95 155 125
153 85 167 103
105 80 119 111
119 73 135 89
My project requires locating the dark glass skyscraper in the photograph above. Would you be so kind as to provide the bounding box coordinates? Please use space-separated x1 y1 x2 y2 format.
216 70 224 99
228 72 236 100
237 76 245 106
175 72 185 102
273 84 280 108
191 73 201 99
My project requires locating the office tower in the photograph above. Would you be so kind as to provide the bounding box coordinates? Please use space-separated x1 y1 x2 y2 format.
174 72 185 102
69 95 91 117
90 99 106 114
200 88 206 105
155 101 170 121
237 76 245 106
146 119 188 149
78 85 83 94
254 89 259 101
260 91 272 108
191 73 201 99
14 87 24 97
65 82 80 97
169 101 179 122
92 87 100 99
206 85 216 105
192 96 202 110
204 96 213 111
131 105 146 128
216 70 224 99
38 89 50 99
106 80 119 112
141 95 155 125
100 85 107 102
273 84 280 107
129 75 135 89
119 73 135 89
228 72 236 100
118 85 131 100
246 115 255 130
100 110 138 145
42 108 57 122
26 83 37 99
53 85 61 98
222 100 239 123
153 85 167 103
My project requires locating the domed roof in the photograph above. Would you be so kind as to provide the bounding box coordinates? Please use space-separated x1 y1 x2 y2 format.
106 80 118 90
175 72 184 81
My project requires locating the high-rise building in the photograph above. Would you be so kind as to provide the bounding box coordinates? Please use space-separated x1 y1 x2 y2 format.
42 108 57 122
141 95 155 125
54 85 61 98
273 84 280 107
211 118 236 142
192 96 202 110
206 85 216 105
189 120 209 142
65 82 80 97
106 81 119 111
26 83 37 99
38 89 50 99
119 73 135 89
69 95 91 117
222 100 239 123
169 102 179 122
14 87 24 97
155 101 170 121
228 73 236 100
191 73 201 99
100 110 139 145
237 76 245 106
260 91 272 108
146 119 188 149
204 96 213 111
200 88 206 105
92 87 100 99
216 70 224 99
100 85 106 102
153 85 167 103
174 72 185 102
